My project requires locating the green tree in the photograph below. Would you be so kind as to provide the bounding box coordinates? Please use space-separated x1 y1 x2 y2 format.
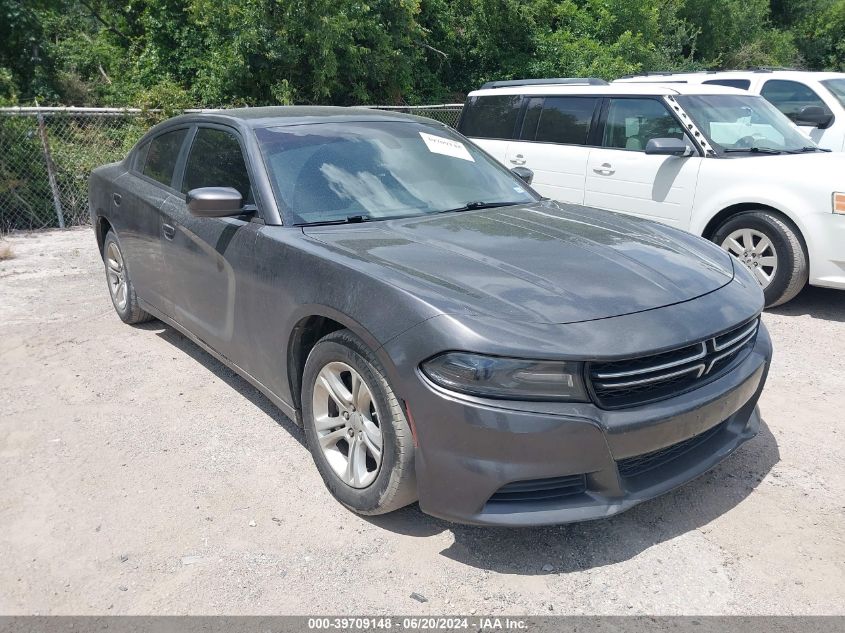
787 0 845 70
681 0 799 68
3 0 845 107
529 0 699 80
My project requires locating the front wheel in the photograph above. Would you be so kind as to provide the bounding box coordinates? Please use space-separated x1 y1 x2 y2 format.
713 211 808 307
301 329 416 515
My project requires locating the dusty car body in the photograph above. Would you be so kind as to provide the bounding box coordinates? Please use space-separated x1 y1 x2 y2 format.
89 107 771 526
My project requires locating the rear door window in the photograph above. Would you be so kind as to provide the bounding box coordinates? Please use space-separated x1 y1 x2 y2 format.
534 97 599 145
132 142 150 172
602 98 685 151
760 79 827 122
142 128 188 187
181 127 252 201
519 97 543 140
458 95 522 140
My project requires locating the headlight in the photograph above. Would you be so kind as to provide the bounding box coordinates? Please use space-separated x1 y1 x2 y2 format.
421 352 588 401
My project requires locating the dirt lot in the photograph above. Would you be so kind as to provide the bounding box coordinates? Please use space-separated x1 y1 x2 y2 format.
1 227 843 615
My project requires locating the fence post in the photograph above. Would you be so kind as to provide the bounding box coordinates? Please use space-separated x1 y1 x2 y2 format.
35 108 65 229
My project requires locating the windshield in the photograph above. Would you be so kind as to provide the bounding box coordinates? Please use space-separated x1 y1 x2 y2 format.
821 78 845 109
254 121 537 224
675 94 817 153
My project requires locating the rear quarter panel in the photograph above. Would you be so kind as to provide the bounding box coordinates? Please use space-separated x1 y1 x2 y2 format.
89 160 172 308
88 162 125 233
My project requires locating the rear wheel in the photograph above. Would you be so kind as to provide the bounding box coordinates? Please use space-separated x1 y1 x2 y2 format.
713 211 808 307
301 329 416 515
103 231 154 324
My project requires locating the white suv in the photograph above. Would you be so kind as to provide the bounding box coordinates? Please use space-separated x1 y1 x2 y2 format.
457 79 845 306
615 69 845 152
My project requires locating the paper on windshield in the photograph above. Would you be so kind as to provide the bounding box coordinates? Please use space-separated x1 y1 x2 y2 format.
419 131 475 162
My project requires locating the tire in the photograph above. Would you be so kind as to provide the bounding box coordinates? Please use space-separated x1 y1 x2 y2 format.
102 230 154 325
301 329 416 515
712 210 808 308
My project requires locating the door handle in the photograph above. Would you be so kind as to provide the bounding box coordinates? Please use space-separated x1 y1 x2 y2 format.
162 223 176 240
509 154 527 166
592 163 615 176
113 193 122 206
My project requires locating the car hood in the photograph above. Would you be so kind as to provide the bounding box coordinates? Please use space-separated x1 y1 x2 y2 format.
723 150 845 175
303 201 735 324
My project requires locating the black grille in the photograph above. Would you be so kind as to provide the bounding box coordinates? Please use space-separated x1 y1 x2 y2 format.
617 420 728 479
588 318 759 409
487 474 586 504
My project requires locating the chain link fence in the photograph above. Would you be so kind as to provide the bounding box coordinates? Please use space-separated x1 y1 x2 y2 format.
0 108 155 232
0 104 464 234
363 104 464 128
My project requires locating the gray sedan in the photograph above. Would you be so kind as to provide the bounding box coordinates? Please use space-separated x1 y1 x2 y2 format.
88 107 771 526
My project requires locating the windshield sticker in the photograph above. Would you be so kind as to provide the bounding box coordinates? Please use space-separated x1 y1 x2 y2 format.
513 186 525 193
419 131 475 162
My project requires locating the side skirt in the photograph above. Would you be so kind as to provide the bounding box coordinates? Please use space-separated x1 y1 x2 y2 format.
137 298 302 426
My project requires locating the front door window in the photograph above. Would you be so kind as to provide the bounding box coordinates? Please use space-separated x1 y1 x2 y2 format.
181 128 252 202
602 98 686 151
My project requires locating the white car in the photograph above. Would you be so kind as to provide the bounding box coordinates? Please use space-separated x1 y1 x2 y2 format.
615 69 845 152
457 79 845 306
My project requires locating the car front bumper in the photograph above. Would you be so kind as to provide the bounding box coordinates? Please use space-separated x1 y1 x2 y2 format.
393 323 772 527
807 211 845 289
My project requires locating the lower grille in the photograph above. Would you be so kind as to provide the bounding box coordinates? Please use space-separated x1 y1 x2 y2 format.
588 318 759 409
487 474 586 504
617 420 728 479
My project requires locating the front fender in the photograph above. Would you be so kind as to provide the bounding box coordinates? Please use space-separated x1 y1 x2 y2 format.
691 186 816 255
255 227 442 412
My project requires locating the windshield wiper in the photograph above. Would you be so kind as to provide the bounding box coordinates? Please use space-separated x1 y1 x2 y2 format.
295 215 370 227
438 201 525 214
723 147 783 154
785 146 831 153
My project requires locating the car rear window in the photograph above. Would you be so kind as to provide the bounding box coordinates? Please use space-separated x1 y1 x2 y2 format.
142 128 188 187
531 97 599 145
458 95 522 140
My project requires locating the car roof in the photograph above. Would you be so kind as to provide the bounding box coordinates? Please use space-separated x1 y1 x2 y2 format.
614 70 845 83
161 106 440 129
467 83 747 98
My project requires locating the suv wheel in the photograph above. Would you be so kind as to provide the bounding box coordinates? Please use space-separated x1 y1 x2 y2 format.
301 329 416 515
102 231 154 324
713 211 808 307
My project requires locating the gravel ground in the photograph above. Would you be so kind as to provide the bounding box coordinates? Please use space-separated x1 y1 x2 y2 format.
1 227 843 615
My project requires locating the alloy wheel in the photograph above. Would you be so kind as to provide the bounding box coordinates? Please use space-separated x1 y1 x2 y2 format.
106 241 128 310
311 361 383 488
721 228 778 288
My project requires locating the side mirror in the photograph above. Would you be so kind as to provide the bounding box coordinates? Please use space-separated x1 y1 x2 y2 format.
510 166 534 185
792 105 834 129
186 187 244 217
645 138 694 157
